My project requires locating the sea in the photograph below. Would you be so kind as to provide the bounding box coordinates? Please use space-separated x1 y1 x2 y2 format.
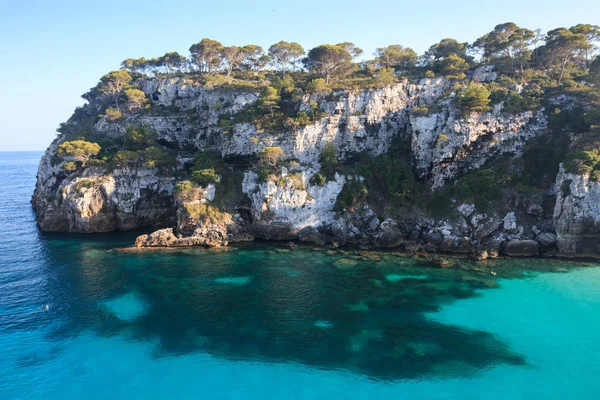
1 151 599 399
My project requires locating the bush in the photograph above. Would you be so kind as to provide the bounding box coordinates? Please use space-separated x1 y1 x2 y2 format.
258 146 284 166
62 161 78 172
310 173 326 186
411 105 429 116
183 203 232 225
191 168 220 186
358 148 416 207
294 111 311 127
457 82 491 116
335 179 368 211
563 149 600 175
104 107 123 121
453 169 503 211
306 78 330 94
124 125 157 151
319 142 338 176
57 140 101 166
257 167 274 182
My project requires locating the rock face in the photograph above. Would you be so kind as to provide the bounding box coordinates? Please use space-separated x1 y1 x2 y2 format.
553 167 600 258
410 105 547 188
32 74 599 258
504 239 539 257
33 144 175 232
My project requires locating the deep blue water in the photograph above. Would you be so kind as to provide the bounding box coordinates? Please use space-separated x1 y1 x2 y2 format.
1 151 600 399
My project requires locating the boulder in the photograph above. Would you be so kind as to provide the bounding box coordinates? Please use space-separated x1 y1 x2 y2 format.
535 232 557 247
473 218 502 241
298 226 329 245
373 219 404 248
504 239 539 257
135 228 177 247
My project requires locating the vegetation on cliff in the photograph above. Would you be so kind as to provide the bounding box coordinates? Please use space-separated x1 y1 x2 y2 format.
50 22 600 226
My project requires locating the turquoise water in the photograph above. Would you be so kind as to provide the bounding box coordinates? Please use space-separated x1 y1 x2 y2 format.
1 152 600 399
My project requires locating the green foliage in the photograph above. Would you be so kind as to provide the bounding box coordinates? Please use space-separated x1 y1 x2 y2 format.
124 88 148 111
335 179 368 211
374 45 418 69
99 70 132 106
457 82 491 115
310 172 326 186
436 53 469 80
303 44 355 83
61 161 78 172
453 169 504 211
294 111 311 126
56 140 101 166
411 105 430 116
257 167 274 182
258 146 284 166
372 67 398 87
564 149 600 175
191 168 220 186
258 86 281 116
104 107 123 121
124 125 157 151
490 88 544 113
358 146 417 208
306 78 330 94
113 146 176 171
183 203 232 225
319 142 338 176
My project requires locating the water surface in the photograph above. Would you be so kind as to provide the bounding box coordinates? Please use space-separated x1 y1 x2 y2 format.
1 152 599 399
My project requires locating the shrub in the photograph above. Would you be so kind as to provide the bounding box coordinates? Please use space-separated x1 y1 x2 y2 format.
310 173 326 186
319 142 338 176
457 82 491 116
57 140 101 166
257 167 274 182
62 161 78 172
124 88 148 111
191 168 220 186
104 107 123 121
563 149 600 175
258 146 284 166
294 111 311 127
306 78 331 94
183 204 232 225
453 169 503 211
124 125 157 151
411 105 429 116
335 179 368 211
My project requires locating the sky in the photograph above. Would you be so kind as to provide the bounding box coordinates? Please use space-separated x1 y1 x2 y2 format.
0 0 599 151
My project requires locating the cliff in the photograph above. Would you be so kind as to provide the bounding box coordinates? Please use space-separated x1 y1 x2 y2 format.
32 72 600 259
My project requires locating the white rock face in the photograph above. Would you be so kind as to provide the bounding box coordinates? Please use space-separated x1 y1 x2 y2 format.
242 169 346 230
33 147 175 232
553 166 600 257
503 212 517 233
411 105 547 188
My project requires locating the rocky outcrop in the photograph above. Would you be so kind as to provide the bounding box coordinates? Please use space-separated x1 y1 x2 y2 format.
242 168 346 236
33 144 175 232
553 166 600 258
504 239 539 257
411 105 547 188
33 73 599 258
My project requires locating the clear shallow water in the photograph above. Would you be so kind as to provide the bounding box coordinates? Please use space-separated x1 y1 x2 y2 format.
1 152 600 399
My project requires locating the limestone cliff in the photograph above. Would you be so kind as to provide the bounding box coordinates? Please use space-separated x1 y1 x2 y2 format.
32 73 598 258
553 166 600 257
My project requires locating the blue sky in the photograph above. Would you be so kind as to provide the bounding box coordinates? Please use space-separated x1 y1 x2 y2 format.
1 0 598 150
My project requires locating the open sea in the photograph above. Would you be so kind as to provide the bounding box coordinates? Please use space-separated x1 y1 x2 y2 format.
1 151 600 399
